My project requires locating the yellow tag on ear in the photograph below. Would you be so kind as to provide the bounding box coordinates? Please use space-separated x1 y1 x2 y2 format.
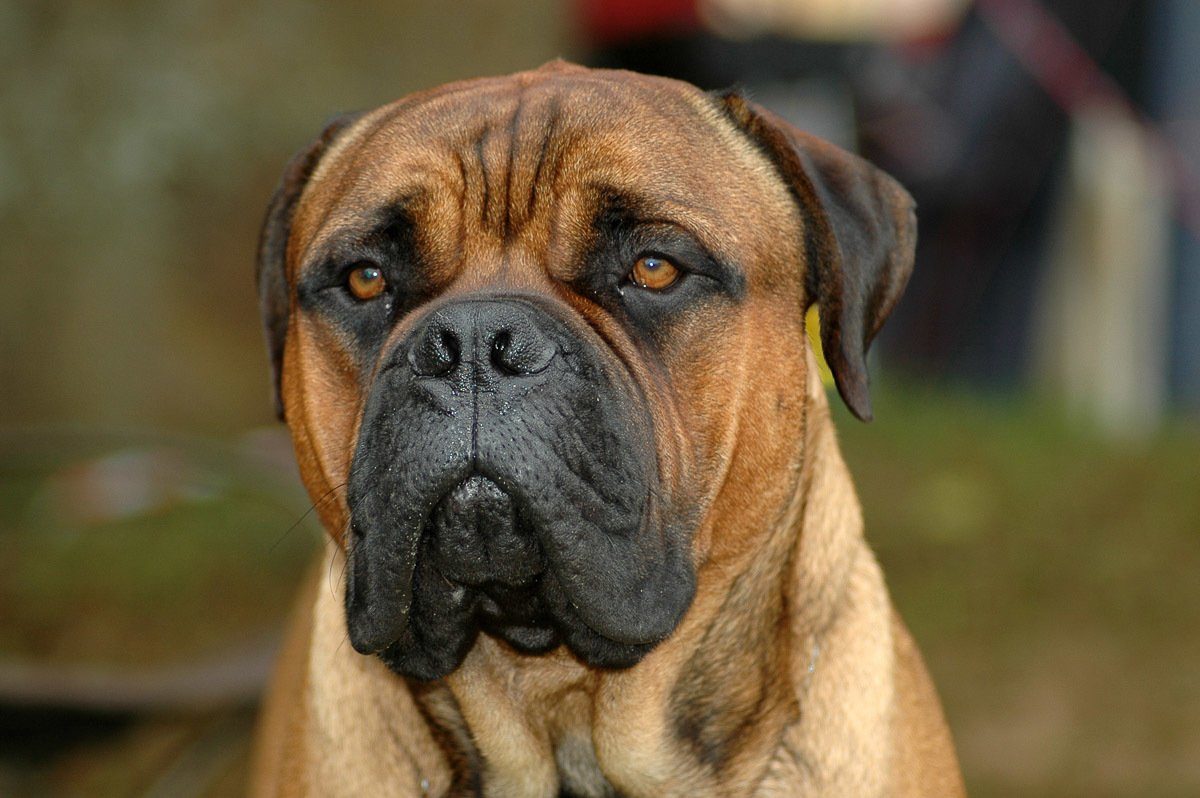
805 305 835 387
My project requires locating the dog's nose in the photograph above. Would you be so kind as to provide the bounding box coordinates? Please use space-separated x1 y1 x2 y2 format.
407 299 557 379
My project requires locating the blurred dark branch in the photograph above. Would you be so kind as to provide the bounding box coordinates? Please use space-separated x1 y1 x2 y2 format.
0 635 278 712
978 0 1200 241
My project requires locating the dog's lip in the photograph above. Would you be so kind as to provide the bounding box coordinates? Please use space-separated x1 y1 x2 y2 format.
429 470 514 525
427 472 546 589
345 538 416 656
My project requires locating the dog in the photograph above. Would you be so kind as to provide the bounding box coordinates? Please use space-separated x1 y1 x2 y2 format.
249 61 964 797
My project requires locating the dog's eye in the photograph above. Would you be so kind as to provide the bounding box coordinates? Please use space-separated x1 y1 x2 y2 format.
629 256 680 291
347 264 387 300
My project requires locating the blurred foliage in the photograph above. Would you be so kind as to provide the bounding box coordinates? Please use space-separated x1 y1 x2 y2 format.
837 383 1200 797
0 707 255 797
0 429 320 667
0 0 567 432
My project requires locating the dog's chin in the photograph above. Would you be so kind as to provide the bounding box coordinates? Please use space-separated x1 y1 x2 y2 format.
355 578 665 682
372 588 661 682
344 473 684 681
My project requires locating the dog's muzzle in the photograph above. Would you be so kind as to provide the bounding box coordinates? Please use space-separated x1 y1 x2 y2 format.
343 296 695 681
410 300 557 590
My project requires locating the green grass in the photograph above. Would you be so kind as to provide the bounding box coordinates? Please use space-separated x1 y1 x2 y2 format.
0 430 322 667
0 389 1197 795
835 382 1200 797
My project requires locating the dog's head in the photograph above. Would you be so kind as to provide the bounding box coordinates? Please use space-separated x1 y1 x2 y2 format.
257 62 914 681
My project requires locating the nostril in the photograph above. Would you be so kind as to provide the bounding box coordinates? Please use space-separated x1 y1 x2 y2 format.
408 322 461 377
439 329 460 366
409 302 557 379
490 327 555 376
490 331 513 374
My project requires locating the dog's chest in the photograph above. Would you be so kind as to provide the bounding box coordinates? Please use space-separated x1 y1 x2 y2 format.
551 733 622 798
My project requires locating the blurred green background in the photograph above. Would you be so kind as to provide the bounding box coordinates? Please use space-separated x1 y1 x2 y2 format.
1 1 1198 796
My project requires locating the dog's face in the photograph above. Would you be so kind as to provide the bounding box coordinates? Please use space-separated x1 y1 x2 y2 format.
257 63 915 681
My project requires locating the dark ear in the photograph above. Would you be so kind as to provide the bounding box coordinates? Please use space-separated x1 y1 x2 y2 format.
257 112 363 420
716 92 916 421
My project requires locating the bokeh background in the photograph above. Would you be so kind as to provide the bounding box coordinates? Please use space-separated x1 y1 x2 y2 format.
1 0 1197 795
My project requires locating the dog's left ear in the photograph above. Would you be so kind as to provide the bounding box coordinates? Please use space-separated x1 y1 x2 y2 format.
257 112 363 420
717 92 916 422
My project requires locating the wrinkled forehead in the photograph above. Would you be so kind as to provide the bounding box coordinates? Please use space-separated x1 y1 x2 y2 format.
288 69 788 270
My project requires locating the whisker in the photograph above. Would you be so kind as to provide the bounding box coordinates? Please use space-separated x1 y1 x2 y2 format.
270 481 347 553
337 548 350 591
328 534 345 599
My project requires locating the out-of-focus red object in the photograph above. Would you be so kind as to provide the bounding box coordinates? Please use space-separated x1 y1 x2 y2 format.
577 0 700 46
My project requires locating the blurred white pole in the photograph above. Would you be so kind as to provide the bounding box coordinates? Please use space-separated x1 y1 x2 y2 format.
1033 103 1172 437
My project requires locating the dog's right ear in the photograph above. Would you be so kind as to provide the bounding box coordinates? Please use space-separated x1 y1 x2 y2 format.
257 112 363 421
714 92 917 422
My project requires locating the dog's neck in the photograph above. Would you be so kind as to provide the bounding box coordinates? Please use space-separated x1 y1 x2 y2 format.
304 366 871 797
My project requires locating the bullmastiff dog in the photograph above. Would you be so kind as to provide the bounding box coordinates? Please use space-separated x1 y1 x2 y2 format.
249 61 964 797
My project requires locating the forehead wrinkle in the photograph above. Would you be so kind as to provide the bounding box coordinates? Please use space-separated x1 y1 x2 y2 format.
305 65 721 210
520 92 563 227
290 117 409 274
560 143 735 259
302 121 471 262
295 80 517 256
581 94 791 261
583 185 729 262
450 86 563 245
526 94 732 270
386 71 720 210
501 92 522 241
300 166 435 265
343 74 514 150
292 68 783 282
296 90 454 239
302 192 421 263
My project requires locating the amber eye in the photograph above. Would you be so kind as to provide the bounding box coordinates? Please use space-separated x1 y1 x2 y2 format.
347 264 386 300
629 255 681 291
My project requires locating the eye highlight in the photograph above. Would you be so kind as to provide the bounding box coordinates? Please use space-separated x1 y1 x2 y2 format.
629 255 680 291
347 264 386 300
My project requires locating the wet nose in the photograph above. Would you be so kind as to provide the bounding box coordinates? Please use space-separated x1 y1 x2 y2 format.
407 299 557 379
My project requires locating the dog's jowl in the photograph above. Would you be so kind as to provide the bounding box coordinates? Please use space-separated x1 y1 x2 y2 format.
250 61 965 798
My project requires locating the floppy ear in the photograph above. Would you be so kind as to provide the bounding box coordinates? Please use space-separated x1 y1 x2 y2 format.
717 92 917 421
257 112 363 420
